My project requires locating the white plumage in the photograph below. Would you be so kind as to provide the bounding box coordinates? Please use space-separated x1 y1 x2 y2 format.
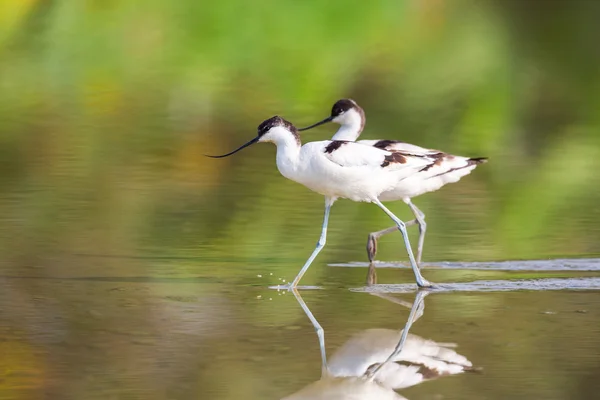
299 99 487 271
358 139 484 200
280 140 432 202
207 115 433 288
328 328 473 389
282 290 476 400
281 377 405 400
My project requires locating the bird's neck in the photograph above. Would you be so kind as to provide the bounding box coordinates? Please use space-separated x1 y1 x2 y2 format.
331 124 362 141
331 113 365 141
274 132 302 175
332 108 365 141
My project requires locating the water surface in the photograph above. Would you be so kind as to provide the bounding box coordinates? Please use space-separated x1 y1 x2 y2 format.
2 2 600 399
1 259 599 399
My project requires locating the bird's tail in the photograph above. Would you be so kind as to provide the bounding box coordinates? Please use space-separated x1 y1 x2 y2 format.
468 157 488 165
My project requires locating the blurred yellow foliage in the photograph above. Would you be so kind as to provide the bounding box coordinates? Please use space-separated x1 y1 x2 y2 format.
0 0 37 45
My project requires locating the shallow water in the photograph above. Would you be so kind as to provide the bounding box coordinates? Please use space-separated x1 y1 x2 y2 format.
1 259 599 400
332 258 600 272
2 2 600 398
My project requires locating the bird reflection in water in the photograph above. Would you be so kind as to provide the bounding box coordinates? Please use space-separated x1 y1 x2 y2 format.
282 290 477 400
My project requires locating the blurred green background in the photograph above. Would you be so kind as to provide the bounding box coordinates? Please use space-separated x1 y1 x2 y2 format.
1 0 599 275
1 0 600 399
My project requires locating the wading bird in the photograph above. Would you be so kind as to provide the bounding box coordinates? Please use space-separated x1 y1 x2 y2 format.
206 116 436 288
299 99 487 280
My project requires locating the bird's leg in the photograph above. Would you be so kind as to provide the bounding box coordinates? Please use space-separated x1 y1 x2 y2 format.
366 219 418 285
369 292 414 309
289 197 334 288
371 292 427 325
366 290 430 380
372 199 433 288
405 200 426 265
366 262 377 285
291 289 329 377
366 226 403 263
370 293 427 324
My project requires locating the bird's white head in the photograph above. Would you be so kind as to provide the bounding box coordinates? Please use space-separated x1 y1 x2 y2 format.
256 116 300 145
330 99 365 127
205 116 300 159
299 99 365 141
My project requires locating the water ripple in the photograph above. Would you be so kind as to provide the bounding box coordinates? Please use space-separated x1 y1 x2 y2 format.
351 277 600 293
330 258 600 271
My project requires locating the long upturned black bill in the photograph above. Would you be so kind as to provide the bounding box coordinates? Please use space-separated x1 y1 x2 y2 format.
297 116 333 131
205 136 260 158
